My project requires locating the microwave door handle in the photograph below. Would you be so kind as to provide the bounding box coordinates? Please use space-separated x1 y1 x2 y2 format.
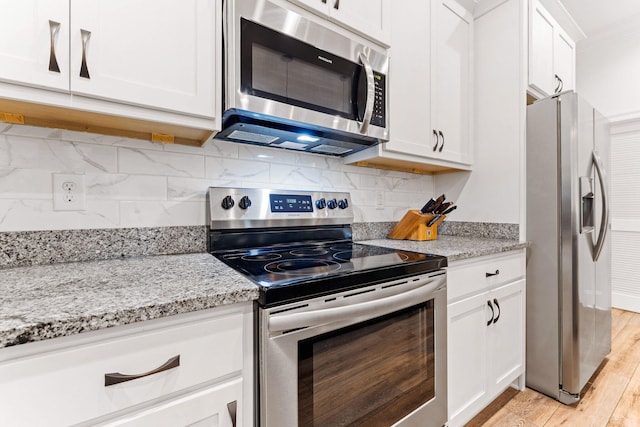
358 51 375 134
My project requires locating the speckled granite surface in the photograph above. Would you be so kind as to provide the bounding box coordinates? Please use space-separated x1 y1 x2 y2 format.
0 222 518 270
0 226 207 269
361 235 527 262
0 222 524 349
353 221 519 241
437 221 519 240
0 253 258 348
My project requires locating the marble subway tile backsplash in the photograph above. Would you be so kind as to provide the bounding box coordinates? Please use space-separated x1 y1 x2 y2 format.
0 124 436 232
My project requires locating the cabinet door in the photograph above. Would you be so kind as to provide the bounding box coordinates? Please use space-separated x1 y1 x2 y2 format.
488 279 525 394
381 0 431 157
69 0 216 117
529 0 555 95
288 0 329 16
288 0 390 45
330 0 391 46
100 378 242 427
447 292 490 425
0 0 69 92
554 27 575 93
432 0 472 164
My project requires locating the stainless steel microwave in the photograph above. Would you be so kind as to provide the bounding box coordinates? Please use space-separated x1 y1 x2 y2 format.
218 0 390 156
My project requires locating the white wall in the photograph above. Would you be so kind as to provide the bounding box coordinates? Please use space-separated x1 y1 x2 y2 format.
0 123 435 232
577 15 640 120
435 0 526 227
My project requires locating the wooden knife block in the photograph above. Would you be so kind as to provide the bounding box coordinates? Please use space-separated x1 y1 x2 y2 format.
387 210 447 241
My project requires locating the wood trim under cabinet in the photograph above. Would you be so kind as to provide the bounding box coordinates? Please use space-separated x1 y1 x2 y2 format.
0 98 214 147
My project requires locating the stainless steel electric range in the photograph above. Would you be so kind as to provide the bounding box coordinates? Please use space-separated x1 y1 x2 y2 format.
207 187 448 427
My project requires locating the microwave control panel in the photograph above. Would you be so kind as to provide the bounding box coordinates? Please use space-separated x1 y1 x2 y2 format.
371 72 386 128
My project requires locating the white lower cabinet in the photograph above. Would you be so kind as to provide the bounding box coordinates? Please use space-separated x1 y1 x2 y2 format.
447 250 526 427
0 302 253 427
98 377 242 427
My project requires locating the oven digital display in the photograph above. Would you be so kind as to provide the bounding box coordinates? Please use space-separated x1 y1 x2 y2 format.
270 194 313 212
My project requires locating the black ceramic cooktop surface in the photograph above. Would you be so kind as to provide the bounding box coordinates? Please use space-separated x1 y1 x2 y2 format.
214 242 447 306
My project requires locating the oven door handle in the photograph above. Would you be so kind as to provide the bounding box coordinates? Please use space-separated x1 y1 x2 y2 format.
269 275 446 332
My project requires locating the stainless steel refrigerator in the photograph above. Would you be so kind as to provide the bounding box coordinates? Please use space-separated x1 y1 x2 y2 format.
526 91 611 404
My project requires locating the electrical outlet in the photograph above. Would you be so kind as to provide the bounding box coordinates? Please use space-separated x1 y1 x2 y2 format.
53 173 86 211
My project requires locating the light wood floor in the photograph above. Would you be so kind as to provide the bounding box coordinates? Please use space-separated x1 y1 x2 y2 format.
466 308 640 427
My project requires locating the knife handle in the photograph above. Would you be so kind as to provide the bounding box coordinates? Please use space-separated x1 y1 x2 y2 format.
434 202 452 214
420 199 436 214
426 215 441 227
441 205 457 215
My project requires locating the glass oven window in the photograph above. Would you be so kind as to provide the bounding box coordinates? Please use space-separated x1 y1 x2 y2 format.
298 301 435 426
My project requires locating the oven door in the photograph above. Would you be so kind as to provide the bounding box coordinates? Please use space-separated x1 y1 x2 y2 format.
258 271 447 427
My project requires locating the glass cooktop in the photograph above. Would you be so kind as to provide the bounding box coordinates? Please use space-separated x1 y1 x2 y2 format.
214 242 447 306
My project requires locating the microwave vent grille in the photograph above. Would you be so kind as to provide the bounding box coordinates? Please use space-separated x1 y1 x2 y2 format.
311 144 353 155
227 130 278 144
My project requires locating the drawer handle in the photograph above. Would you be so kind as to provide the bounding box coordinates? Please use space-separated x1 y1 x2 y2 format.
227 400 238 427
104 355 180 386
485 269 500 278
493 298 501 324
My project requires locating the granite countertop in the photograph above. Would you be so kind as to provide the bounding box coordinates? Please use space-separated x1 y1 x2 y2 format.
0 235 526 349
0 253 258 349
361 235 527 262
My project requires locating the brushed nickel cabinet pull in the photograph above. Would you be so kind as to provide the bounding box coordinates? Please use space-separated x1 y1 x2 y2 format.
48 20 61 73
80 29 91 79
104 355 180 386
227 400 238 427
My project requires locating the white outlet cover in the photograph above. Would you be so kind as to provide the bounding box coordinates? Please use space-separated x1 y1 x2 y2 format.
53 173 86 211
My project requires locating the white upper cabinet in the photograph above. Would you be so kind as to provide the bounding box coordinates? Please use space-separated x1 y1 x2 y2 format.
288 0 391 46
344 0 473 174
373 0 431 158
0 0 69 92
553 26 575 93
431 0 472 164
69 0 216 118
528 0 575 97
0 0 220 146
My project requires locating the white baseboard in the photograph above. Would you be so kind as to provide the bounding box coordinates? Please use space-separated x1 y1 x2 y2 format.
612 292 640 313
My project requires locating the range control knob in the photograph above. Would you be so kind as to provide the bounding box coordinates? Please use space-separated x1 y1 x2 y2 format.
338 198 349 209
221 195 235 210
239 195 252 210
315 198 327 209
327 198 338 209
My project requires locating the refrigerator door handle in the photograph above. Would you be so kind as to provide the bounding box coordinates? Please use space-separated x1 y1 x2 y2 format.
592 150 609 262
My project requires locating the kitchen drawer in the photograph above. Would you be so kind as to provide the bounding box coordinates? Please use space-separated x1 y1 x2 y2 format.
0 311 244 427
447 250 525 301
